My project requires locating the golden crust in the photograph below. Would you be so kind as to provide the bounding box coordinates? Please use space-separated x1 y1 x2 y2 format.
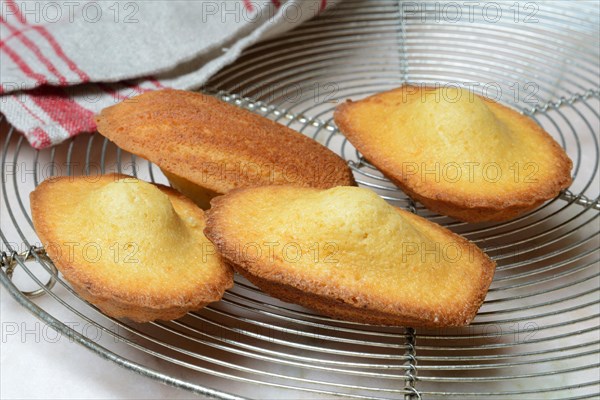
334 85 573 222
30 174 233 322
204 186 496 327
95 89 356 202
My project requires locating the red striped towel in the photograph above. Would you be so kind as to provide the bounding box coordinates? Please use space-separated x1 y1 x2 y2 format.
0 0 333 148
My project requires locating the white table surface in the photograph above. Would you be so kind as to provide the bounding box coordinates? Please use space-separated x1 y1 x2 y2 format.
0 289 202 400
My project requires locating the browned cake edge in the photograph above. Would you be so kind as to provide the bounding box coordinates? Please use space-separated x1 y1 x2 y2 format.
392 179 550 223
204 187 496 328
30 173 234 322
95 89 356 195
333 86 573 222
67 279 214 323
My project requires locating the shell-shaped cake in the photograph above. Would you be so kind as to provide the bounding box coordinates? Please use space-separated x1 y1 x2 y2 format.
30 174 233 322
334 86 573 222
205 185 496 327
96 89 356 208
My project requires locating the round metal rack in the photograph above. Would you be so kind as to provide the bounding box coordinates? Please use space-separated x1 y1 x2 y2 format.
1 1 599 399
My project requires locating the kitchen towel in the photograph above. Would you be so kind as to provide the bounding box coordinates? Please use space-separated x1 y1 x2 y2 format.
0 0 336 148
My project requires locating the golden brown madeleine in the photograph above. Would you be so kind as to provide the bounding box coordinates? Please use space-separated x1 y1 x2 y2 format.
205 186 495 327
95 89 356 208
30 174 233 322
334 86 573 222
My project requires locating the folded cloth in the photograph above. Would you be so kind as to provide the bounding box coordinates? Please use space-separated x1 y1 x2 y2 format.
0 0 335 149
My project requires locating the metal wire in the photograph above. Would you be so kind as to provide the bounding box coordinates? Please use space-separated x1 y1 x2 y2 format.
1 1 599 399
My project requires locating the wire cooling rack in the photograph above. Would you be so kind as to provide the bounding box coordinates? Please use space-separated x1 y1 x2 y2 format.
1 1 599 399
